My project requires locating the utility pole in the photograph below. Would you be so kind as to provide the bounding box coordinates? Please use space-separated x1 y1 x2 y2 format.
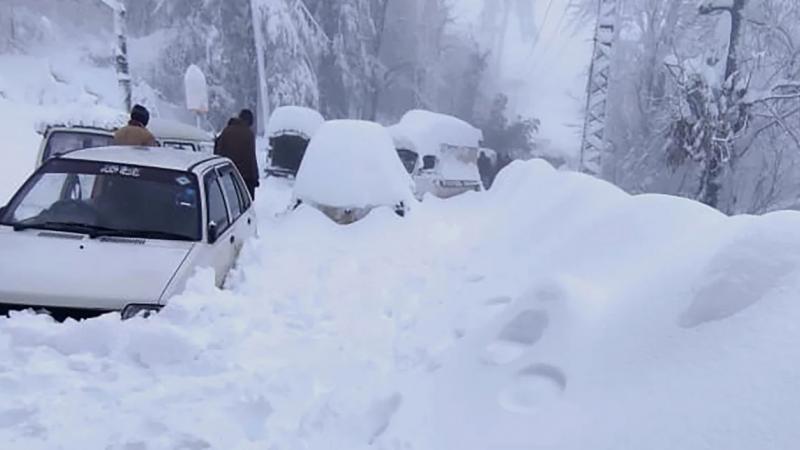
579 0 618 176
103 0 132 112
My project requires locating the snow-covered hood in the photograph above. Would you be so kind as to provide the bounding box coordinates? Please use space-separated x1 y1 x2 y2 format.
0 226 193 311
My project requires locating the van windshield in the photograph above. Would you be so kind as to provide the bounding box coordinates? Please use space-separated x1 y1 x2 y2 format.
1 159 201 242
396 149 418 174
43 130 115 162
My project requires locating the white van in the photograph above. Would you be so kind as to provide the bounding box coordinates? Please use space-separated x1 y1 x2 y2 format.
388 110 483 199
36 116 214 168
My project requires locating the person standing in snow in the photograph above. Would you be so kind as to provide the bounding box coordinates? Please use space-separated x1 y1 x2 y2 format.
113 104 158 147
215 109 260 199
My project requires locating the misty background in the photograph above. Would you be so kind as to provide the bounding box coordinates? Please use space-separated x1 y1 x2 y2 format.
1 0 799 214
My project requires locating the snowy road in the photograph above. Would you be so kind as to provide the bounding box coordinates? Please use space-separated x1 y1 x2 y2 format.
2 160 800 449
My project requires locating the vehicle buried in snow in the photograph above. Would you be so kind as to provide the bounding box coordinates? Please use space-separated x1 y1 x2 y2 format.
35 113 215 168
388 110 484 199
291 120 416 224
265 106 325 179
0 146 257 320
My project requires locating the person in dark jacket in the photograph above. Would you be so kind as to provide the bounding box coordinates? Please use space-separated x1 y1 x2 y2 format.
215 109 260 199
114 104 158 146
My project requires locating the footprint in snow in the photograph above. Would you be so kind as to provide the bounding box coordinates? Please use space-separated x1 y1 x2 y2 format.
0 407 36 429
465 274 486 283
498 364 567 414
482 310 549 365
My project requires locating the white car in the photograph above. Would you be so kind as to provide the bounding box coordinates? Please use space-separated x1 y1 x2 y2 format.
0 146 257 320
292 120 415 224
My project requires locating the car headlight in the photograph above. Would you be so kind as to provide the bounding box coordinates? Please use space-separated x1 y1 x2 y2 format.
120 303 163 320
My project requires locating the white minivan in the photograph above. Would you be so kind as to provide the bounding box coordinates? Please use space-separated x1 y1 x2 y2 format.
0 146 256 320
36 117 215 168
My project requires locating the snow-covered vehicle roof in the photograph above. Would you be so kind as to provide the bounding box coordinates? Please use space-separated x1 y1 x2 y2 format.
34 106 128 135
148 118 213 142
62 146 221 171
267 106 325 140
388 109 483 157
35 112 213 142
293 120 415 209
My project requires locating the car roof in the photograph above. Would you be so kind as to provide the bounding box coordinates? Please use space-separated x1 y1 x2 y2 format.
148 118 213 142
39 118 212 143
60 146 224 172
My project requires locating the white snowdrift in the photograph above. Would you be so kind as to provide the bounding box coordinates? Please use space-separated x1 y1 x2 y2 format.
293 120 415 209
267 105 324 139
0 157 799 449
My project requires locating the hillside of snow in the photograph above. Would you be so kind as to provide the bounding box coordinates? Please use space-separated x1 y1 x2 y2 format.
1 149 799 448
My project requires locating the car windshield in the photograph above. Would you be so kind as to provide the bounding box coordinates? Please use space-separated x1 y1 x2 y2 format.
42 130 115 162
396 149 419 174
0 159 201 241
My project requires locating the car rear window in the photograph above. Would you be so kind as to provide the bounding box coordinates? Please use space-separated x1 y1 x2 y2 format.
42 130 114 163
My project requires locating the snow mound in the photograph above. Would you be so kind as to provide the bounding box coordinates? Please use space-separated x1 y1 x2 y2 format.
293 120 414 209
2 142 800 449
388 109 483 157
267 105 324 139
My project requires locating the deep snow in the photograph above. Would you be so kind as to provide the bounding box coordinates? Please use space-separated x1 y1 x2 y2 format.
1 151 800 448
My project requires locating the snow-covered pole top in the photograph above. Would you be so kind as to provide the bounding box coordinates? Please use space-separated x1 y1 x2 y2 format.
184 65 209 113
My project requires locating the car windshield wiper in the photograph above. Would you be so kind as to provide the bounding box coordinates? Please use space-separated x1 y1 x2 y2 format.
12 221 116 237
90 228 196 242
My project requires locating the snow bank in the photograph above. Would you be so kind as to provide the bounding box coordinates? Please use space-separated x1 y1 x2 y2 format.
293 120 414 209
0 49 123 203
2 149 800 449
267 105 324 139
388 109 483 157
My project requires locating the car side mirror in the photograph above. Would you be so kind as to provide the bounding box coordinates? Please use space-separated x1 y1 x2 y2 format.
208 221 219 243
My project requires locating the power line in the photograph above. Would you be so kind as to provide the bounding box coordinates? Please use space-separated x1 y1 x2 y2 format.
527 1 571 83
528 0 557 58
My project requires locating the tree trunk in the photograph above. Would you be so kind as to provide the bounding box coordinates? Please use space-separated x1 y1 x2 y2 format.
724 0 746 83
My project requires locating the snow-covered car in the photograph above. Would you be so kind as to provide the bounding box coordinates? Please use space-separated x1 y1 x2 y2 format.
292 120 415 224
0 146 257 320
265 106 325 179
388 110 484 199
36 116 214 167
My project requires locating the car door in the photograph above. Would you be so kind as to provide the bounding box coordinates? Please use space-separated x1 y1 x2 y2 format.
203 168 236 287
220 163 257 241
216 164 249 258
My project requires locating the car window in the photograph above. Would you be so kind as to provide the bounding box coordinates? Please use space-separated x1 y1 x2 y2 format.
220 164 251 214
43 131 114 162
217 166 243 221
205 171 230 232
7 173 96 222
232 169 252 211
